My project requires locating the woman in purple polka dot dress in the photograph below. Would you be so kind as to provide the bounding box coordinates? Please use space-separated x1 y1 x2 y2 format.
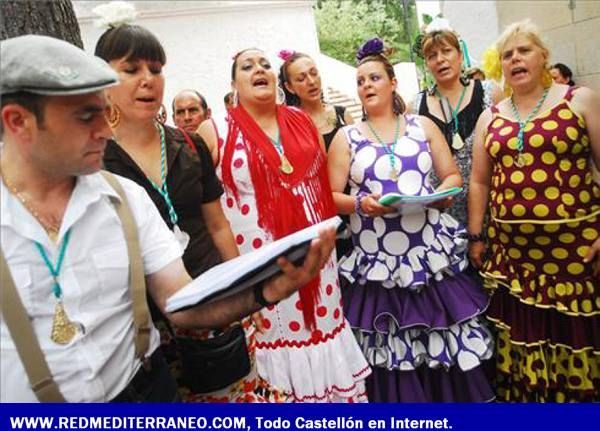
328 39 494 402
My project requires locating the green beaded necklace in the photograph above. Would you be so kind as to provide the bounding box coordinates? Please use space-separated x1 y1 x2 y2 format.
366 115 401 181
509 88 550 167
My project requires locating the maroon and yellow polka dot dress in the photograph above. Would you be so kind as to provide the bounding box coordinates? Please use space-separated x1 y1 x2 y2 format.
483 86 600 402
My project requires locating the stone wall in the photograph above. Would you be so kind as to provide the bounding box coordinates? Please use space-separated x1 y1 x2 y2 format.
496 0 600 91
440 0 600 91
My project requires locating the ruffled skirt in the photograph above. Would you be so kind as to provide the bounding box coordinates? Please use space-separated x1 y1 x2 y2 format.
483 215 600 402
340 211 494 402
342 274 494 402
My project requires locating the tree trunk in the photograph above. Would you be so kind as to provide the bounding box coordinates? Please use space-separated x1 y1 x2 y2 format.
0 0 83 48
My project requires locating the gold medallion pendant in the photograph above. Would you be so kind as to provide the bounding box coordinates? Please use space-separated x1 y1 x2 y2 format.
51 302 79 345
389 169 398 181
47 226 60 244
280 155 294 175
451 133 465 150
515 153 526 168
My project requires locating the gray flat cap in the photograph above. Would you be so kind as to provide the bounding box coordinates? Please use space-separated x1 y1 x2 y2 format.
0 34 118 96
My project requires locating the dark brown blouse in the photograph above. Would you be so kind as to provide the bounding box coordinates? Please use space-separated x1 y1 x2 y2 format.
104 125 224 278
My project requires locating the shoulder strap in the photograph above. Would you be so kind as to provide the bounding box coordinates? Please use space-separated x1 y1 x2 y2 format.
0 171 151 402
413 91 425 114
334 105 346 125
0 250 66 402
564 85 579 102
100 171 151 361
178 127 198 153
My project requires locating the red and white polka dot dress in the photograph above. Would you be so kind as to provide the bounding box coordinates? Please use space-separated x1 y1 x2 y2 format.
218 133 370 402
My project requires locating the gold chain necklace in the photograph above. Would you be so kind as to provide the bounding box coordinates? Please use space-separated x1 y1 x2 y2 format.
0 169 62 242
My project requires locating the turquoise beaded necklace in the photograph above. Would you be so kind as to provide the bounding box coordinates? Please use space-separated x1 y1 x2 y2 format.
509 88 550 167
147 123 179 225
366 115 401 181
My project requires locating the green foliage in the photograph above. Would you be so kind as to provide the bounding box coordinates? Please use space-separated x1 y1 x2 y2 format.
315 0 419 66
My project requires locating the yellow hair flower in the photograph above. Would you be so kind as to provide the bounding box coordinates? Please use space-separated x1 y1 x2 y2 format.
482 46 502 82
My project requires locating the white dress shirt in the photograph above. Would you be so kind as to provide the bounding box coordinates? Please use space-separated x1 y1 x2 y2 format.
0 172 182 402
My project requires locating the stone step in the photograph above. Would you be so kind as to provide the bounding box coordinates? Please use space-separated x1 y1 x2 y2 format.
324 87 363 122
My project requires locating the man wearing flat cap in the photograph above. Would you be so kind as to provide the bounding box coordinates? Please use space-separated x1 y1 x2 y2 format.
0 35 335 402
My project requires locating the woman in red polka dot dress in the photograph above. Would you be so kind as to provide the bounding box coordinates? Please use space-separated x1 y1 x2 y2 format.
469 20 600 402
216 48 371 402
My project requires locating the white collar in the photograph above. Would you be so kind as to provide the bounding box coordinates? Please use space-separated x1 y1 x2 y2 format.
1 171 122 248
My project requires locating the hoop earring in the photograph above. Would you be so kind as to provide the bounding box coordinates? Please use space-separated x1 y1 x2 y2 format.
156 104 167 125
232 90 239 107
106 104 121 129
459 72 470 86
427 83 437 97
276 86 286 105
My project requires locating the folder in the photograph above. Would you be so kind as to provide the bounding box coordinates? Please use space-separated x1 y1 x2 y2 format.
378 187 463 214
165 216 342 313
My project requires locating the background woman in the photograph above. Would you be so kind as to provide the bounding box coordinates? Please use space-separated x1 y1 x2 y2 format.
95 23 281 402
550 62 576 86
413 26 502 226
217 48 370 402
278 51 354 150
328 39 494 402
469 20 600 402
278 50 355 259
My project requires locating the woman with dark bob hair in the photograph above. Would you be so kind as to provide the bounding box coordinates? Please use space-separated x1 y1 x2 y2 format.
94 21 283 402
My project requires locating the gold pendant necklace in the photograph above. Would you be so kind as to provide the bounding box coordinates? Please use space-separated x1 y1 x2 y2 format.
51 301 79 344
269 130 294 175
280 154 295 174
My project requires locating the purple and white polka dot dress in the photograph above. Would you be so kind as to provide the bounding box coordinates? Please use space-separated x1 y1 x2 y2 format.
339 115 495 402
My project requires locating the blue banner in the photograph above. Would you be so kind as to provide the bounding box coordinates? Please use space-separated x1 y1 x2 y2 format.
1 404 598 431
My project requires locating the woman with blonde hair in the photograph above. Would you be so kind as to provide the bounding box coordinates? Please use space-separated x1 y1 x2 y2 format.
469 19 600 402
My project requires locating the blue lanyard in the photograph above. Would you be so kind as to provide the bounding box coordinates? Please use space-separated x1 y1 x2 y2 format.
34 229 71 300
148 123 179 225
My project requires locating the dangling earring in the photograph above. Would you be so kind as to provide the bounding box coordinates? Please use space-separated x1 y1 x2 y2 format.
503 81 513 98
542 67 553 89
232 90 239 107
156 104 167 125
276 86 286 105
106 104 121 129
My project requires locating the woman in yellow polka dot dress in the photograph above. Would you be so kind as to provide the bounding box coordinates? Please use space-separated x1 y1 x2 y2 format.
468 20 600 402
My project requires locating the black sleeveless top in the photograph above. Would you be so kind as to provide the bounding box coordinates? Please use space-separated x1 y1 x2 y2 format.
417 80 485 150
322 105 348 150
